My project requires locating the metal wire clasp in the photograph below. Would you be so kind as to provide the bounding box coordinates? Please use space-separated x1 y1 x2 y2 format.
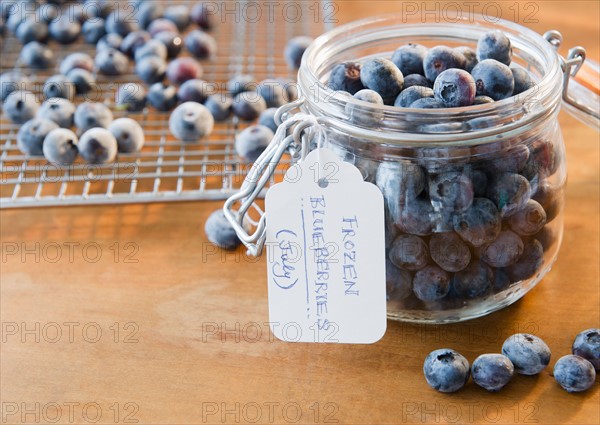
223 99 327 257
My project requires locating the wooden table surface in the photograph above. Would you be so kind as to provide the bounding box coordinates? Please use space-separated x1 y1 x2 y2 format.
1 2 599 424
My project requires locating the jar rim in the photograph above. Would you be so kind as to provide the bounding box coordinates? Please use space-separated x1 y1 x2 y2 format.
298 13 563 145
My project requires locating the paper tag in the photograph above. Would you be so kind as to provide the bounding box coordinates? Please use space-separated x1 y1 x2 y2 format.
265 148 387 344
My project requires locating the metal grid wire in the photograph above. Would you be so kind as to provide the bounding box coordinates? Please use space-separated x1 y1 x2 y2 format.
0 1 335 208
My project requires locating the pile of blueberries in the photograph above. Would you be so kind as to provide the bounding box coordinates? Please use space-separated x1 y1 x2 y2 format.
323 30 563 311
1 0 312 164
424 328 599 393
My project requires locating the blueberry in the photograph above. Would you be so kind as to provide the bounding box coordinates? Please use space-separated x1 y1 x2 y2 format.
60 52 94 75
232 91 267 121
227 74 256 96
115 83 146 112
42 74 75 101
78 127 118 164
508 200 547 236
191 2 215 31
204 94 233 122
17 118 58 156
455 46 478 72
134 56 166 85
257 79 288 108
42 128 78 165
20 41 54 69
235 125 274 162
345 89 384 126
109 118 144 153
394 86 433 108
4 90 39 124
360 58 404 104
169 102 214 142
413 265 450 302
185 29 217 60
147 18 178 37
166 57 203 85
278 78 299 101
391 43 427 76
153 31 183 59
35 3 60 23
452 260 493 299
506 239 544 282
134 38 168 62
205 209 243 250
502 333 551 375
0 71 30 102
533 226 555 252
472 354 514 391
16 18 48 43
522 139 559 179
178 79 214 103
397 198 434 236
389 234 429 271
120 30 150 57
530 184 561 224
423 46 467 83
66 68 95 95
284 36 313 70
477 30 512 65
512 67 534 95
429 232 471 272
256 108 277 133
95 48 129 75
376 161 426 224
328 62 364 95
487 173 531 217
553 355 596 393
429 171 474 213
423 349 470 393
453 198 501 247
488 144 529 174
96 32 122 51
37 97 75 128
410 97 443 109
147 82 178 111
74 102 113 132
493 268 512 292
466 167 488 197
572 329 600 370
473 95 494 105
82 18 106 44
471 59 515 101
105 10 138 36
479 230 524 268
163 5 191 31
49 14 81 44
386 259 413 302
136 2 163 30
403 74 431 89
433 69 476 107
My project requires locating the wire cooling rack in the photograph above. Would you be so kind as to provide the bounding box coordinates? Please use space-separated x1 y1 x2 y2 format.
0 0 335 208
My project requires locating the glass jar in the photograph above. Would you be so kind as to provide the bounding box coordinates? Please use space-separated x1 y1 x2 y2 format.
225 14 599 323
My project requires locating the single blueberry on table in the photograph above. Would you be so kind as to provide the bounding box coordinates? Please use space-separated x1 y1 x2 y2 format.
452 260 494 299
472 354 514 391
413 265 451 302
20 41 55 69
471 59 515 101
429 171 474 213
135 56 167 85
403 74 432 89
185 29 217 60
95 48 129 76
147 18 178 37
328 62 364 95
37 97 76 128
67 68 95 95
511 67 535 95
257 79 288 108
479 230 524 268
178 79 214 103
147 82 178 112
16 18 49 44
506 239 544 282
134 38 168 62
115 83 147 112
572 328 600 370
49 14 81 44
410 97 443 109
205 209 244 250
17 118 59 156
553 355 596 393
235 125 274 162
258 108 278 133
345 89 384 126
43 74 75 101
164 5 191 31
120 30 151 57
388 234 429 271
487 173 531 217
78 127 118 164
394 86 433 108
433 69 476 107
42 128 79 165
232 91 267 121
502 333 551 375
227 74 256 96
386 259 413 302
169 101 215 142
429 232 471 273
109 118 145 153
0 71 30 102
136 2 163 30
359 58 404 104
105 10 138 36
96 33 122 51
423 46 467 83
423 349 470 393
284 36 313 70
74 102 113 132
477 30 512 65
391 43 427 76
204 94 233 122
508 199 547 236
153 31 184 60
60 52 94 75
167 57 203 85
455 46 478 72
82 18 106 44
4 90 40 124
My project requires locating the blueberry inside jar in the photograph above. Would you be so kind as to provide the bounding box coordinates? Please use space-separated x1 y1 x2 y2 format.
295 14 569 323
